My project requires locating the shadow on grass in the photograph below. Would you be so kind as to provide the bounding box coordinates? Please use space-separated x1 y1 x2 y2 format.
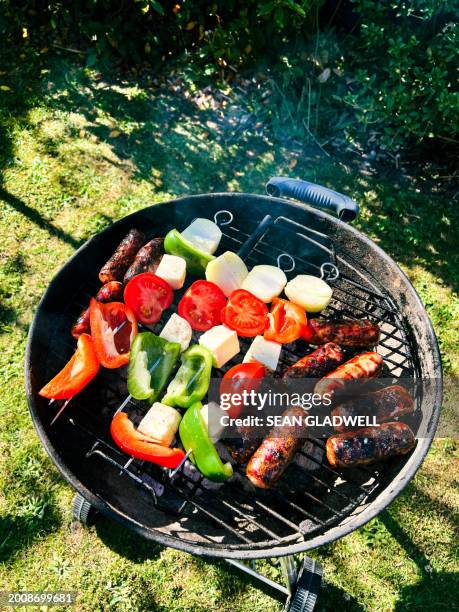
0 188 82 249
395 571 459 611
0 493 62 563
95 514 163 564
379 496 459 609
318 581 365 611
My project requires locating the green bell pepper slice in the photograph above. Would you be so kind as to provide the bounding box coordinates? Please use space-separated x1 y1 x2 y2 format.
164 229 215 275
162 344 213 408
127 332 180 403
179 402 233 482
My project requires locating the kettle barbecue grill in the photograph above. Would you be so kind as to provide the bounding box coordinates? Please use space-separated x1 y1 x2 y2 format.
25 177 442 610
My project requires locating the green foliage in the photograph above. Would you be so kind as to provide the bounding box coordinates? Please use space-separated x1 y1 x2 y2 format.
245 0 458 153
1 0 457 153
1 0 321 68
346 0 458 149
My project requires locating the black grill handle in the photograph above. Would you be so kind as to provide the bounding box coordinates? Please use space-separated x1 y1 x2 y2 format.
266 176 359 222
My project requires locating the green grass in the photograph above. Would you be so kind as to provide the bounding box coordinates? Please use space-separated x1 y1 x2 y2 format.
0 52 458 611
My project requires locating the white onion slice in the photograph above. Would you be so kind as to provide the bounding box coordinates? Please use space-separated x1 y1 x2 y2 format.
284 274 333 312
205 251 248 296
182 218 222 255
241 265 287 303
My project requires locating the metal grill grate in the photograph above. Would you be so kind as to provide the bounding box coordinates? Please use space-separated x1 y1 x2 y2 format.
42 210 420 552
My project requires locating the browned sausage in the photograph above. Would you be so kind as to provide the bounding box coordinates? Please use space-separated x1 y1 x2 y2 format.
331 385 415 433
99 229 145 283
123 237 164 283
303 318 380 348
326 421 415 468
282 343 345 385
246 406 307 489
314 352 383 401
71 281 124 339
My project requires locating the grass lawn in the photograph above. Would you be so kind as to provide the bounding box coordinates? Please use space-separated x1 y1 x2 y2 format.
0 54 458 611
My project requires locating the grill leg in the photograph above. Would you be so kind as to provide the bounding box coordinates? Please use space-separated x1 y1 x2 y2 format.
224 555 323 611
280 555 298 594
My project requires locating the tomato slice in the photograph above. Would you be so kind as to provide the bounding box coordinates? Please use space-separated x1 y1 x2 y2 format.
178 280 227 332
39 333 100 400
264 297 307 344
221 289 268 337
220 362 265 419
124 273 173 325
90 299 138 368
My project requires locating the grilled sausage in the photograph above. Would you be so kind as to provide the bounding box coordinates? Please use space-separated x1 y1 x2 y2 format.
314 352 383 402
99 229 145 283
71 281 124 339
331 385 415 433
303 318 380 348
123 237 164 283
282 343 345 385
326 421 415 468
246 406 307 489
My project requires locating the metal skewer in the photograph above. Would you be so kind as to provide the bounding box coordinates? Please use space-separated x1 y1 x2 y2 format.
49 318 130 425
50 398 72 426
169 448 192 479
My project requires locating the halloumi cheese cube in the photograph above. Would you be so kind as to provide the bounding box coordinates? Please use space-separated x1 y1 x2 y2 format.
243 335 281 371
160 313 192 352
199 325 240 368
137 402 182 447
155 254 186 290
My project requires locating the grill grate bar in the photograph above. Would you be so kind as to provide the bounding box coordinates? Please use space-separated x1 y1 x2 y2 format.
333 277 396 312
299 471 356 502
253 499 306 533
218 498 283 541
277 499 324 526
170 471 288 541
187 500 254 544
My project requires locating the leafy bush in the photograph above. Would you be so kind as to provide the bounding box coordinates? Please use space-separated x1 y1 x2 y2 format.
345 0 458 149
249 0 458 154
1 0 456 154
1 1 321 68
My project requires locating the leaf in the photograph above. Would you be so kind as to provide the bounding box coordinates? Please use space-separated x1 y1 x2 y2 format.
258 2 276 17
150 0 165 15
186 21 196 30
318 68 331 83
0 85 11 91
109 130 121 138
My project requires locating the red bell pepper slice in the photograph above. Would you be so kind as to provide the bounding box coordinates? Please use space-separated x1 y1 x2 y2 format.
39 333 100 400
264 297 307 344
110 412 186 468
220 362 265 419
89 299 138 369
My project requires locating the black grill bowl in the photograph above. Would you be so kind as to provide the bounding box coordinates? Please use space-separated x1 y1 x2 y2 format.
24 193 442 559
